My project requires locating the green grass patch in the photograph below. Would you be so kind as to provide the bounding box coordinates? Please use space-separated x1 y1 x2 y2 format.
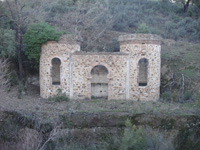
48 94 70 102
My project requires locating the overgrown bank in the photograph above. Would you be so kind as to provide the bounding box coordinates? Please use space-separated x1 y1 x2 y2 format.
0 110 199 150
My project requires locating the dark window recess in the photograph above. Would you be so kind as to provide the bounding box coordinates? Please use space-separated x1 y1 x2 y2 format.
51 58 61 85
138 58 148 86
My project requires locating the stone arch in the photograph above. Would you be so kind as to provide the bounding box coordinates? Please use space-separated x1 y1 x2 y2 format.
138 58 148 86
51 57 61 85
90 65 109 99
87 62 112 79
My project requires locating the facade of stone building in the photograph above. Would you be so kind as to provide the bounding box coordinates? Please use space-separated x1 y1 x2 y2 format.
40 34 161 101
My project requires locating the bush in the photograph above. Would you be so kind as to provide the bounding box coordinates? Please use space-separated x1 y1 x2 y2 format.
48 94 69 102
120 119 146 150
48 88 69 102
161 91 172 101
184 91 192 101
136 23 150 34
24 22 62 66
144 127 175 150
0 28 16 58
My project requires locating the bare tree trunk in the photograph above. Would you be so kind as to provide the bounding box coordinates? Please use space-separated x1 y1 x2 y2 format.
17 30 24 80
184 0 191 13
6 0 24 81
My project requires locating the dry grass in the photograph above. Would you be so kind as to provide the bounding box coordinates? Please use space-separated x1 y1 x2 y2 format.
0 84 199 124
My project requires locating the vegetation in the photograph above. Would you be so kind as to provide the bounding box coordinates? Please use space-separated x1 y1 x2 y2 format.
119 119 146 150
0 0 199 83
24 23 62 65
136 23 150 34
48 94 69 102
0 29 16 58
0 0 200 149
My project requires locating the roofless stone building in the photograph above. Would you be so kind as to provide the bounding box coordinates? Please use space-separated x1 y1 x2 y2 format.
40 34 161 101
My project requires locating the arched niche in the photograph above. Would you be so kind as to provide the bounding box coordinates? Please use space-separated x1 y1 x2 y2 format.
138 58 148 86
51 57 61 85
91 65 109 99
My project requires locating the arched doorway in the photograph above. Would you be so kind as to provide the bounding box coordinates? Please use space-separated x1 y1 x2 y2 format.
91 65 108 99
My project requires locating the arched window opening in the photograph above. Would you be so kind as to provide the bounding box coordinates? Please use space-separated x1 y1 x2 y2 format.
51 58 61 85
138 58 148 86
91 65 108 99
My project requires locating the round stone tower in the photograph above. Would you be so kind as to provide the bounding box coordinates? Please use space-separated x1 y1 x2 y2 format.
118 34 162 101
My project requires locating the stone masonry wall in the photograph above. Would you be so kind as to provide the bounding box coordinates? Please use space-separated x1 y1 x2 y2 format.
118 34 161 101
40 41 80 98
71 52 128 100
40 34 161 101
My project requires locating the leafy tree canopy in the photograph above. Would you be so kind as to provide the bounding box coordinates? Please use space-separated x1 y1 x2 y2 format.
24 22 62 65
136 23 150 34
0 28 16 58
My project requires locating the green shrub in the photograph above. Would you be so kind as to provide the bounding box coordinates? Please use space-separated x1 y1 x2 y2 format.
144 127 175 150
24 22 62 66
48 94 69 102
161 91 172 101
136 23 150 34
0 28 16 58
120 119 146 150
184 91 192 101
195 100 200 107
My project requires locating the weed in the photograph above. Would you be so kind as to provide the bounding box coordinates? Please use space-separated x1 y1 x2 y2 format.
48 94 69 102
161 91 172 101
120 119 146 150
184 91 193 101
144 127 175 150
160 118 176 130
48 88 70 102
195 100 200 107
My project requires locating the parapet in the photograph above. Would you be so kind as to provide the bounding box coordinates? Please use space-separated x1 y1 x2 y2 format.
118 34 162 45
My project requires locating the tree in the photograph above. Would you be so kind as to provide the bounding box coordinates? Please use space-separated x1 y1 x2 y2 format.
0 29 16 58
136 23 150 34
176 0 200 13
192 0 200 10
24 23 62 66
0 58 10 90
4 0 27 81
47 0 113 52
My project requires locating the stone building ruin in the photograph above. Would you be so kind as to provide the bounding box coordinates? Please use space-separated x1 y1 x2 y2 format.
40 34 161 101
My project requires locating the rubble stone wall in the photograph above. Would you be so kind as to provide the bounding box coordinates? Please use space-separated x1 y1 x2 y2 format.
40 34 161 101
118 34 161 101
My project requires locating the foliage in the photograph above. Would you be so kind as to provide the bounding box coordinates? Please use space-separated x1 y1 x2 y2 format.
48 94 70 102
24 22 62 65
184 90 193 100
144 127 175 150
48 88 70 102
119 119 146 150
161 91 172 101
0 29 16 58
0 116 21 142
176 120 200 150
136 23 150 34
